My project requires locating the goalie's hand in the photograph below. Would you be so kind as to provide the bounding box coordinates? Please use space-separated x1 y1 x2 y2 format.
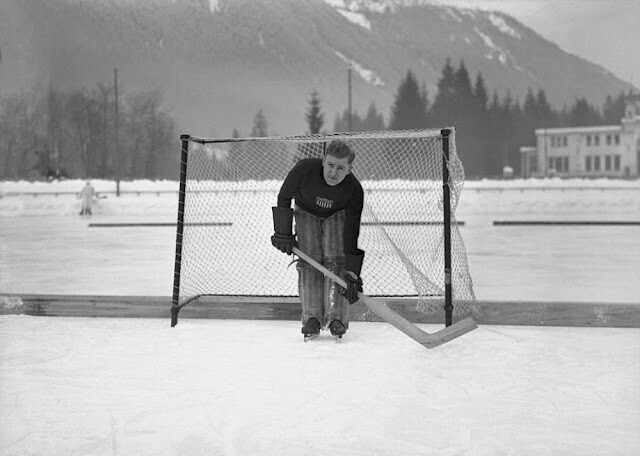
271 233 297 255
342 271 363 304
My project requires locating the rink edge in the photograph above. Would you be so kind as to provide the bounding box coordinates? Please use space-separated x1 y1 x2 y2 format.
1 294 639 328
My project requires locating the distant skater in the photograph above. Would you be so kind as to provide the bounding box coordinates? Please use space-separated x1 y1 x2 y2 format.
78 181 97 216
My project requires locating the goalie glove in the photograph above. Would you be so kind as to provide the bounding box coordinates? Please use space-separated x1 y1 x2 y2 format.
342 249 365 304
271 206 297 255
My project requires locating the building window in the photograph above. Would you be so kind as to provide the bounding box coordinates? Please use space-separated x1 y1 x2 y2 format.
594 135 600 146
586 135 592 146
606 134 611 146
586 156 592 171
563 137 568 147
529 155 537 173
563 157 569 172
594 156 601 171
614 134 620 145
605 155 611 171
614 155 621 171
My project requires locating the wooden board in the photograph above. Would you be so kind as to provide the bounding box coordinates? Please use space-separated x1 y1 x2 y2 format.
2 295 639 328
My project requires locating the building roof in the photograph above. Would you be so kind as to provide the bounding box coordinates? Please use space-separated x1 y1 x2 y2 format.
535 125 621 135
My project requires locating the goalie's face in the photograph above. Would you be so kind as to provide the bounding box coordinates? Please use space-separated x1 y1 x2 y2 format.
322 154 351 186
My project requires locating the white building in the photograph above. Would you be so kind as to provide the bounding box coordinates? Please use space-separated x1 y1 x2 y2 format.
520 96 640 178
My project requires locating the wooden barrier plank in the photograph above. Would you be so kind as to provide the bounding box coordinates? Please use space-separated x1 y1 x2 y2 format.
88 222 232 227
494 220 640 226
2 294 639 328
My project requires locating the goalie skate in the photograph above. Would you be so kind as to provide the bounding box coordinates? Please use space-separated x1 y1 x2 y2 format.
301 317 321 342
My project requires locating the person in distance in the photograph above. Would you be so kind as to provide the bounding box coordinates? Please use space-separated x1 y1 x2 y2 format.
271 140 365 340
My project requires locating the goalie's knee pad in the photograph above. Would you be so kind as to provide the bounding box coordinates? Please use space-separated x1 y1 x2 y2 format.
323 259 348 328
298 268 324 324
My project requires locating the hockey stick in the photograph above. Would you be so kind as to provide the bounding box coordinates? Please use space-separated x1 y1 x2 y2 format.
292 247 477 349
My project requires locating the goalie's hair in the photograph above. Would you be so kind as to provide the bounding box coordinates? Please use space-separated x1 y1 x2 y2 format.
325 140 355 164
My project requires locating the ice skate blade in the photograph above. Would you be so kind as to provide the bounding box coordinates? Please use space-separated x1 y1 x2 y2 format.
303 333 320 342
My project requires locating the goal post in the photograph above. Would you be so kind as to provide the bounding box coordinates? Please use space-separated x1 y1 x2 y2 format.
170 128 475 327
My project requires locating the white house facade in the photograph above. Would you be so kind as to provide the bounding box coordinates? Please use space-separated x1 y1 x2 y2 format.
520 96 640 178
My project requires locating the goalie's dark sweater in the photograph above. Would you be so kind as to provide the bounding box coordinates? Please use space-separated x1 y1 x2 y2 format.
277 158 364 255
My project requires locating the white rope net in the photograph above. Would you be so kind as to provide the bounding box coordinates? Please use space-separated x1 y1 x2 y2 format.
177 129 476 316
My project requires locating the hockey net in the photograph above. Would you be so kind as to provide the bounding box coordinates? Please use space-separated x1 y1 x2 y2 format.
175 129 475 316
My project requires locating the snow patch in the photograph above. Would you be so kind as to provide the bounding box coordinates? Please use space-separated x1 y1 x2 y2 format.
474 27 518 68
334 51 385 87
444 7 462 22
337 9 372 30
0 296 23 309
459 8 477 18
322 0 416 15
208 0 222 14
487 12 520 39
323 0 347 8
474 27 497 50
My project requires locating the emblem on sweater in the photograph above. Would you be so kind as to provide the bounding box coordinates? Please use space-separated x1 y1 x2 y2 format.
316 196 334 209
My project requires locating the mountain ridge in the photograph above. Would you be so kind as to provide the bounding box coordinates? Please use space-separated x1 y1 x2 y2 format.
0 0 633 137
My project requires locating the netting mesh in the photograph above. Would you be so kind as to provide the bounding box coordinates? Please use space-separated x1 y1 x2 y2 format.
176 129 475 316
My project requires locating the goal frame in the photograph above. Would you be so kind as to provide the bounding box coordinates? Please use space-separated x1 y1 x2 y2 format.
170 129 459 329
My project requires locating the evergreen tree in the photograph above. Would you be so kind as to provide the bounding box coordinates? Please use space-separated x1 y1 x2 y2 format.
535 89 554 126
471 73 490 175
522 88 539 146
333 108 363 132
251 109 268 137
429 58 456 126
362 102 385 131
388 69 428 130
568 97 602 126
602 90 627 124
453 61 473 108
473 74 488 113
305 89 324 134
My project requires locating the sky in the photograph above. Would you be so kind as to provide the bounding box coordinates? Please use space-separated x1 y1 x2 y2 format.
432 0 640 87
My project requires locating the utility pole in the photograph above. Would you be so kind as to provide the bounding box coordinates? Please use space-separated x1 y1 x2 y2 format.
348 64 352 132
114 68 120 196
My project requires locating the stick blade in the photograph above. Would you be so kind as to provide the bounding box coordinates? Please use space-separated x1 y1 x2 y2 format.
419 317 478 349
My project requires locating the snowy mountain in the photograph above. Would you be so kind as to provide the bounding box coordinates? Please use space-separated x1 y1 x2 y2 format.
0 0 633 137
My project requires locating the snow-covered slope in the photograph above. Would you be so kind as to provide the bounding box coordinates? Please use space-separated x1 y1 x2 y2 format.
0 0 632 136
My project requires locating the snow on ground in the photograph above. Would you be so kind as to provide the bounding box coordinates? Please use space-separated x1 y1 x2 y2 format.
1 179 639 454
0 316 638 456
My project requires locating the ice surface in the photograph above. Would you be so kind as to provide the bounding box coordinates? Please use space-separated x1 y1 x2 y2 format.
1 179 639 302
0 316 638 455
1 179 639 454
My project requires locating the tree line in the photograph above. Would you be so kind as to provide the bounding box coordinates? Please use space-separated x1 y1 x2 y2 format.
310 59 631 177
0 86 176 180
1 59 631 180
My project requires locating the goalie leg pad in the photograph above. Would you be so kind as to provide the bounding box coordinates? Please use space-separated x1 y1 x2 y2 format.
294 208 325 323
294 208 323 268
298 268 324 325
323 259 349 328
321 210 345 261
321 210 348 327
